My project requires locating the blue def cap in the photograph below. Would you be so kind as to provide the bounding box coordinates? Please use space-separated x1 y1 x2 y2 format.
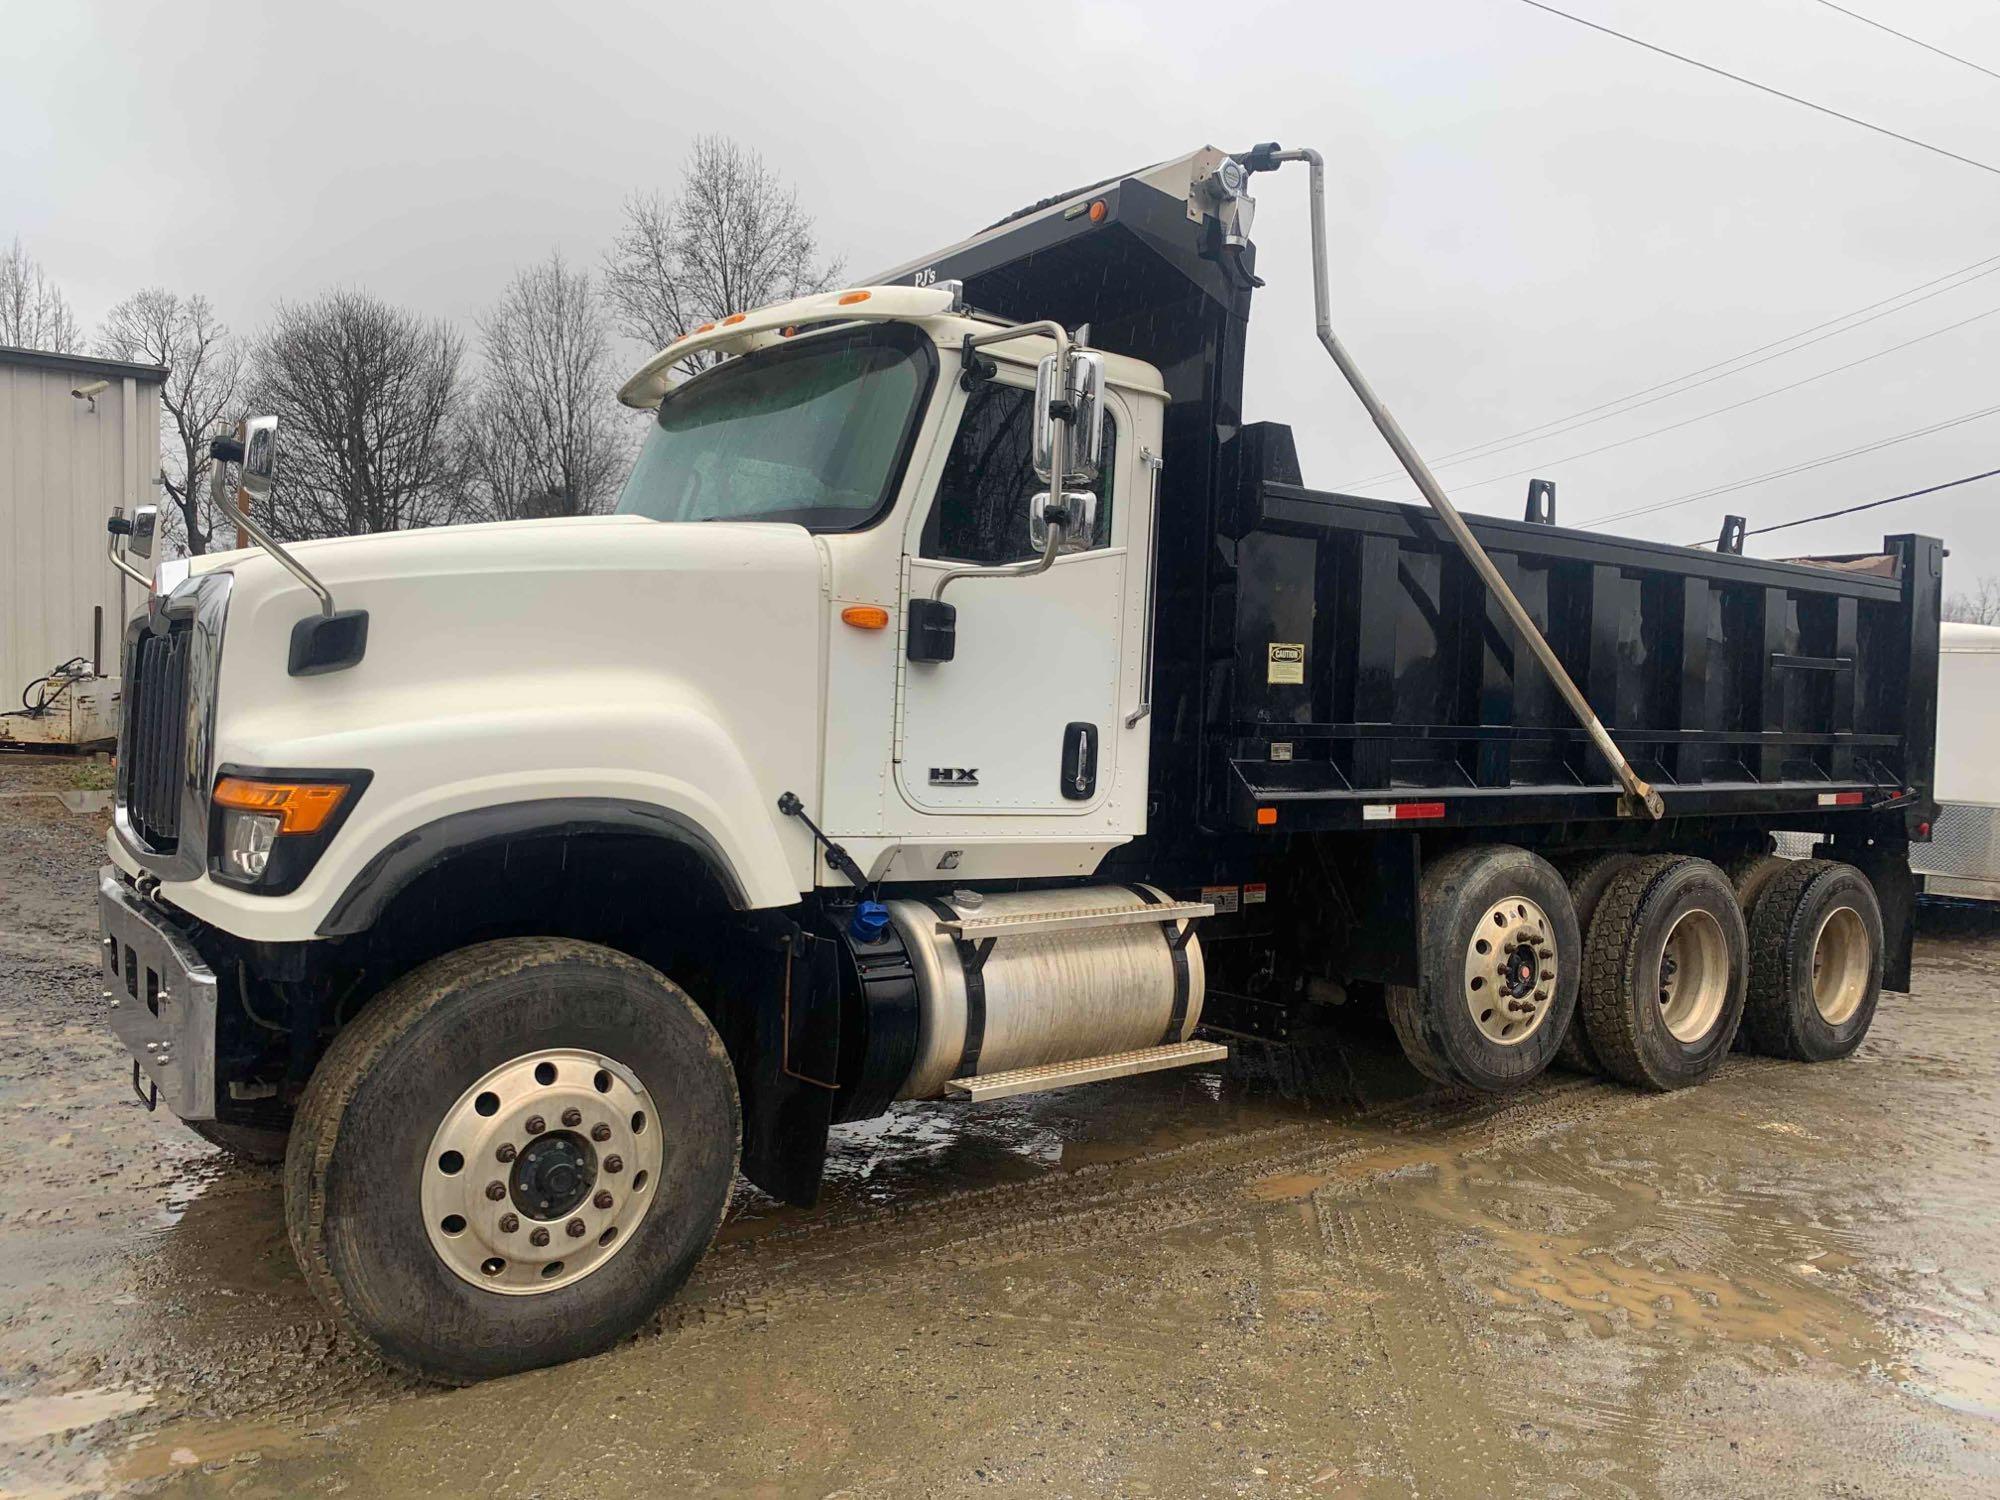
849 900 890 943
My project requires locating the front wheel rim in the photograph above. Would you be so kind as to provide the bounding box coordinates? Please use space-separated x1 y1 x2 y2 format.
421 1048 663 1295
1462 896 1558 1046
1811 905 1870 1024
1657 908 1729 1043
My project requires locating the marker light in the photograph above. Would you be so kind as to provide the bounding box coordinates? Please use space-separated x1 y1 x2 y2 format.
840 605 890 630
722 313 747 325
1088 199 1107 222
837 290 871 306
213 776 351 834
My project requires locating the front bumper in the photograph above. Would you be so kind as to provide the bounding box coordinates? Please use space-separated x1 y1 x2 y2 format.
98 866 218 1120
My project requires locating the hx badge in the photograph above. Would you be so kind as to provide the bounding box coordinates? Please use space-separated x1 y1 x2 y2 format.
1267 643 1305 685
929 768 979 786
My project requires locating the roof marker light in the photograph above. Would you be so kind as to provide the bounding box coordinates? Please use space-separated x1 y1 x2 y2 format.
721 313 747 326
837 290 871 306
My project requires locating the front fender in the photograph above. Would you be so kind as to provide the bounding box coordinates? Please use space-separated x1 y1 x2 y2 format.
144 693 813 943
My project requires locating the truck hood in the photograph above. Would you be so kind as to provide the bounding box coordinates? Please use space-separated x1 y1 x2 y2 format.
177 511 830 919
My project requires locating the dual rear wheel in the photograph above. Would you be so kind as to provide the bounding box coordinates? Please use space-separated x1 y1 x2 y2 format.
1390 843 1884 1095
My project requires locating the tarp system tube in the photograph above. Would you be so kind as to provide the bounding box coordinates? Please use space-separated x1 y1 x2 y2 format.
1266 146 1665 820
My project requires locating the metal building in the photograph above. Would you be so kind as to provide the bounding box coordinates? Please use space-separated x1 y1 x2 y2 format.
1 345 164 741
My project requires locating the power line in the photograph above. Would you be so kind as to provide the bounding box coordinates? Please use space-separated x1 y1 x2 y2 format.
1580 399 2000 527
1340 250 2000 488
1808 1 2000 85
1681 465 2000 546
1511 0 2000 178
1427 300 2000 496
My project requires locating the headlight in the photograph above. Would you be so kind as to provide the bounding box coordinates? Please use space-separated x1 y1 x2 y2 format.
219 809 282 879
207 769 370 894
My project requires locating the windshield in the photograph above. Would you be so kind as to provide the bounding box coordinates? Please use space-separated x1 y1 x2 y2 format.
616 322 935 528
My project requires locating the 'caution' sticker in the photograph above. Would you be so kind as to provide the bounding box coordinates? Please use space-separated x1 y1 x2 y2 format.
1267 643 1305 684
1200 884 1240 915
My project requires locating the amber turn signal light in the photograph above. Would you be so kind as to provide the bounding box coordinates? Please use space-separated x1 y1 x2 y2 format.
213 777 351 835
840 605 890 630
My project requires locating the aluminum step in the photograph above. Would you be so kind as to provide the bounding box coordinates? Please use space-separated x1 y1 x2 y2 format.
934 900 1212 941
942 1040 1229 1103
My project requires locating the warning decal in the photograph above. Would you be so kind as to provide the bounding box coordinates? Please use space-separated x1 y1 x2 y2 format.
1267 643 1305 684
1200 884 1240 915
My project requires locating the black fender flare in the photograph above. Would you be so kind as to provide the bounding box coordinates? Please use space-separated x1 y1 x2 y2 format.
316 797 749 937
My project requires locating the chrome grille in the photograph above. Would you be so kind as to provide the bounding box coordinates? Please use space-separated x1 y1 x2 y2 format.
121 625 193 850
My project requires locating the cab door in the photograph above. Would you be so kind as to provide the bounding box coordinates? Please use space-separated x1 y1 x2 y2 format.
895 376 1131 816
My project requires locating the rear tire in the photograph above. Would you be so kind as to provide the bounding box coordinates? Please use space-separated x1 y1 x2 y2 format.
1723 850 1795 914
1387 845 1580 1093
1552 852 1639 1076
285 939 740 1384
1740 861 1883 1062
1581 856 1747 1091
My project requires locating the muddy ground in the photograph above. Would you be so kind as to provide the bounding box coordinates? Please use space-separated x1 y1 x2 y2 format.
0 753 1995 1498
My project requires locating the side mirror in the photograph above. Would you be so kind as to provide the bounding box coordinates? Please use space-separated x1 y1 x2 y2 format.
1031 349 1107 486
240 414 278 502
210 414 280 514
1028 490 1098 555
127 504 158 561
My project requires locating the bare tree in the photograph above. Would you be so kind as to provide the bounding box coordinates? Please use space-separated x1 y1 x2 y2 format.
247 289 469 539
602 135 843 371
1944 575 2000 626
96 289 244 555
464 253 628 520
1 238 84 353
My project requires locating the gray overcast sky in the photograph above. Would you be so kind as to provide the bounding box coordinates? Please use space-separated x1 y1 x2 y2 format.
8 0 1999 577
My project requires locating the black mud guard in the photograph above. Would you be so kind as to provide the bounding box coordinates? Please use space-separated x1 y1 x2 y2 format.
726 922 842 1207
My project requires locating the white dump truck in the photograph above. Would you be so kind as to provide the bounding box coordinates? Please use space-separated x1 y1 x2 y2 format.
97 145 1938 1382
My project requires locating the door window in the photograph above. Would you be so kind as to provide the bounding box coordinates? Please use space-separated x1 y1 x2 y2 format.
918 383 1115 564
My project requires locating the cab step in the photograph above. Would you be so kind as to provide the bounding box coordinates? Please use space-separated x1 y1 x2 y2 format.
933 899 1212 941
942 1039 1230 1103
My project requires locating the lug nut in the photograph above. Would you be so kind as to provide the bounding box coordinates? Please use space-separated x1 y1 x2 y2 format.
485 1180 507 1201
603 1155 623 1174
561 1108 582 1128
495 1142 517 1163
525 1115 545 1136
498 1213 519 1233
590 1123 611 1142
566 1217 586 1238
530 1227 550 1247
594 1190 614 1210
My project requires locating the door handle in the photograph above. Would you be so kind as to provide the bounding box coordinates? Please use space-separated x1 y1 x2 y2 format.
1126 449 1163 728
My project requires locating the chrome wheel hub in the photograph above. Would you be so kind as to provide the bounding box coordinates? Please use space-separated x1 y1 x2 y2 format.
1464 896 1557 1046
422 1048 661 1295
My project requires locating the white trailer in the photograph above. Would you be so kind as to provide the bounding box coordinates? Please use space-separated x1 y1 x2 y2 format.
0 345 165 746
1910 622 2000 901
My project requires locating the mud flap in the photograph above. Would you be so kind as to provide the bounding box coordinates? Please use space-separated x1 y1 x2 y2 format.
729 926 840 1207
1832 835 1915 993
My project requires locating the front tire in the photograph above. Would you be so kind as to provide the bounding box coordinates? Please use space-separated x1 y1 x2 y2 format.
285 939 740 1384
1387 845 1580 1093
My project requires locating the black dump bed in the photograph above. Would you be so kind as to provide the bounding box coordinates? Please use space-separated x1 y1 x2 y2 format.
1216 425 1941 833
883 146 1941 843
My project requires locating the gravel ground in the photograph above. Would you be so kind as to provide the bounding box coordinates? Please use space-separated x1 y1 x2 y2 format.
0 752 1996 1497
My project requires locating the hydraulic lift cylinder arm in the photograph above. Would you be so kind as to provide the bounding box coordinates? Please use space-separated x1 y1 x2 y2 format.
1266 147 1665 820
